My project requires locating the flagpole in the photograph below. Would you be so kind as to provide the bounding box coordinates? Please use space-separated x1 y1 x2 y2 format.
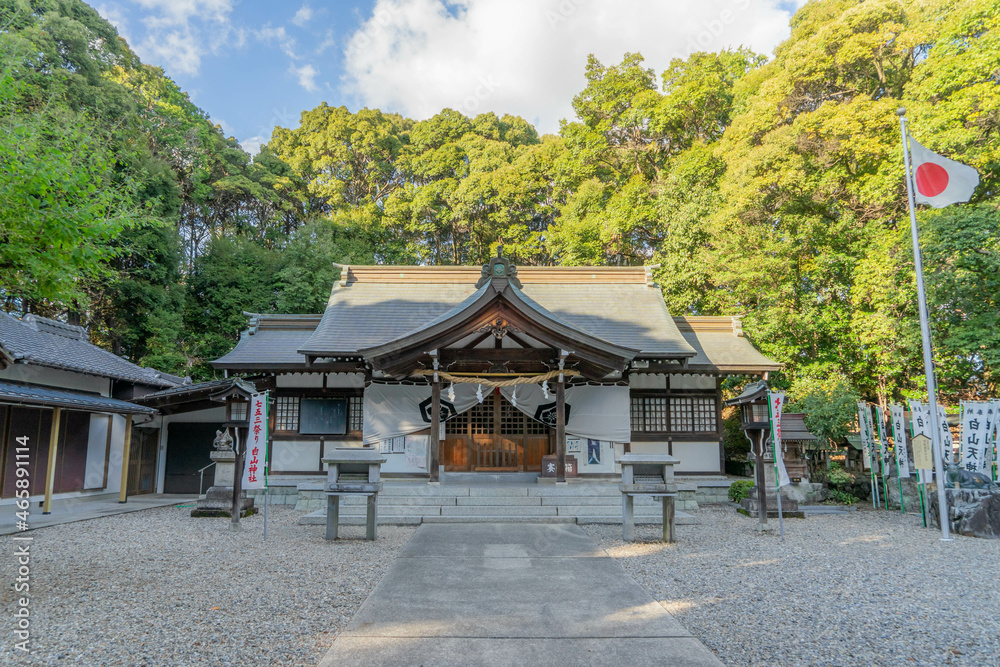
897 108 952 541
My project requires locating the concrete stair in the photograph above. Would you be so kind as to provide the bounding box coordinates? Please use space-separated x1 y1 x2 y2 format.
296 481 700 527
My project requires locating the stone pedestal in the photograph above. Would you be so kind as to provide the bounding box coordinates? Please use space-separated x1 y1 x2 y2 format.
740 484 800 517
740 456 800 516
930 487 1000 539
885 477 923 512
191 450 256 518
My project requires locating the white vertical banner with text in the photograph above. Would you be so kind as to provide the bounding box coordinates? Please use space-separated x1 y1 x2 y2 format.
768 391 790 488
857 402 875 471
889 404 910 478
959 401 996 474
242 392 268 490
874 407 892 476
937 405 953 467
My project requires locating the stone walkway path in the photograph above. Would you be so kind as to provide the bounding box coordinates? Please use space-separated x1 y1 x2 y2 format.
318 523 723 666
0 493 197 535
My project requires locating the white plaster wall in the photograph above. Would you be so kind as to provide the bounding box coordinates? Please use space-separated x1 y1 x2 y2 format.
105 414 126 495
628 440 721 472
326 373 365 389
671 441 722 473
276 373 323 388
670 374 716 390
629 373 667 390
270 440 321 472
0 364 111 395
84 414 111 490
321 440 361 470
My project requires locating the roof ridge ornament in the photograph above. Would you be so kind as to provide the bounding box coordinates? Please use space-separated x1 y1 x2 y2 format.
476 245 522 289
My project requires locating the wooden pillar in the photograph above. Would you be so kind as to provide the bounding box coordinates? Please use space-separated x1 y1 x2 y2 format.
230 426 245 530
42 407 62 514
429 379 441 483
117 413 133 504
556 380 566 483
755 430 769 527
662 495 676 543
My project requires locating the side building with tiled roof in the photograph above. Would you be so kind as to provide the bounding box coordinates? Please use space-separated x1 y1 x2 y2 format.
212 255 781 481
0 313 185 509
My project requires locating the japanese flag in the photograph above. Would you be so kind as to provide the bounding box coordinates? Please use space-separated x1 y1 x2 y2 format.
909 136 980 208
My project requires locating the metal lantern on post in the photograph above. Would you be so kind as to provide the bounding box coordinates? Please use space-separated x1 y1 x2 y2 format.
725 380 793 529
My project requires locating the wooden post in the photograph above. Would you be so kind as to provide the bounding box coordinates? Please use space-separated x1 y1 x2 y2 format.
429 379 441 483
42 407 62 514
117 413 132 504
662 495 676 543
755 431 769 527
230 427 244 530
366 494 378 540
556 380 566 483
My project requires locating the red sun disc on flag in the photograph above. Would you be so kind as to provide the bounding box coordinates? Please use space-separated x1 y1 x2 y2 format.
915 162 949 197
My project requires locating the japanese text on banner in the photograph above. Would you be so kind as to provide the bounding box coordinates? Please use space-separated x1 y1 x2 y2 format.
242 392 269 490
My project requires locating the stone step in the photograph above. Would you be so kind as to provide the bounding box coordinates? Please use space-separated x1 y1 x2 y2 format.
455 496 543 506
527 485 621 497
440 505 559 517
298 510 699 526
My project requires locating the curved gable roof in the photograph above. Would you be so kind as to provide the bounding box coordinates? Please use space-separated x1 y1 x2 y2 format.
298 265 697 360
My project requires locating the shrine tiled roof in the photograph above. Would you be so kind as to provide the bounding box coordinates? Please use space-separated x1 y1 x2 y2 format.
0 380 156 415
298 265 696 359
212 266 780 376
0 313 182 388
676 318 782 375
213 314 321 371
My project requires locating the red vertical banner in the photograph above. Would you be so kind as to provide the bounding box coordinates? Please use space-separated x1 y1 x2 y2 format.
242 392 268 490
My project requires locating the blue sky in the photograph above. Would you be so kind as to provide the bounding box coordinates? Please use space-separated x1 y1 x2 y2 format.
94 1 806 155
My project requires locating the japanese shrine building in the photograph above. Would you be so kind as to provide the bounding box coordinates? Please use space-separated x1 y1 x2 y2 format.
212 255 780 480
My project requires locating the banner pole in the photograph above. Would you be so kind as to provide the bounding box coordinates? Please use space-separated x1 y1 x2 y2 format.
264 392 270 541
898 108 951 541
767 391 784 541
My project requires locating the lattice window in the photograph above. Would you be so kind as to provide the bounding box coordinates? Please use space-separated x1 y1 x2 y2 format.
229 399 248 422
631 396 668 432
671 398 693 431
469 395 495 435
669 396 717 433
526 415 549 435
692 397 717 431
275 396 299 431
500 398 522 435
446 409 469 435
349 396 363 432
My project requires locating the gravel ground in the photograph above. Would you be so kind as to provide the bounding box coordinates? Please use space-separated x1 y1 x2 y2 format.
585 507 1000 667
1 505 414 666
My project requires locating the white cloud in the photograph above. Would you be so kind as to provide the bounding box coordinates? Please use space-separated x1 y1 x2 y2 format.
256 25 299 60
292 4 314 28
96 3 129 39
240 135 268 156
342 0 800 134
127 0 236 76
290 63 320 92
215 118 236 136
316 29 337 55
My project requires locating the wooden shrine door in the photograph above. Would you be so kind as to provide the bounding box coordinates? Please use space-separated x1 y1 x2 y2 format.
442 389 551 472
